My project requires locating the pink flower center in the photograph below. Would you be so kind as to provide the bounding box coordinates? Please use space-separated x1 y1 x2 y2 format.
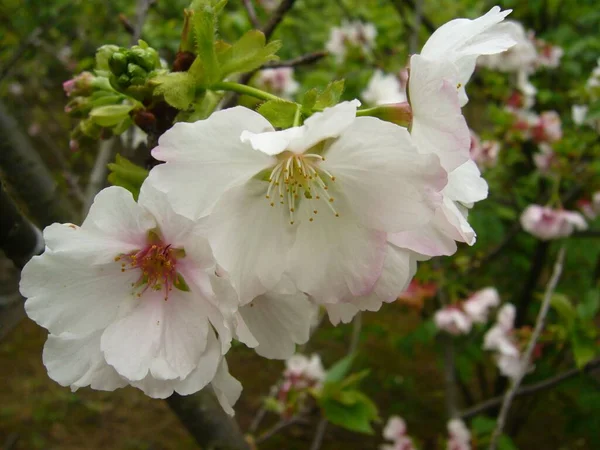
116 239 185 300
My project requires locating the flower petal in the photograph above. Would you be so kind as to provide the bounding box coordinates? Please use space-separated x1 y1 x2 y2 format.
207 179 295 304
322 116 447 232
289 202 387 303
443 160 488 205
237 292 317 359
409 55 471 171
101 290 210 382
149 107 275 219
22 252 137 335
210 359 242 416
43 331 126 392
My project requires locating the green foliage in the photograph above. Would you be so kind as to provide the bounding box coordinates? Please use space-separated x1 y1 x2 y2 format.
257 100 298 128
218 30 281 77
107 155 149 200
153 72 198 110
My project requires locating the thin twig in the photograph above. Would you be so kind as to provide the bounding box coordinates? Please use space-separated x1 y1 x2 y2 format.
461 357 600 419
349 311 362 354
83 138 116 214
262 51 328 69
263 0 296 40
131 0 154 44
248 406 268 433
309 417 328 450
488 246 566 450
242 0 261 28
255 415 308 444
388 0 435 34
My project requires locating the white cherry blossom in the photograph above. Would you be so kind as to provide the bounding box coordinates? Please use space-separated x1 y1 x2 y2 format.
361 70 407 105
149 102 446 306
447 419 471 450
434 306 472 335
520 205 587 240
463 287 500 323
20 185 242 408
255 67 300 100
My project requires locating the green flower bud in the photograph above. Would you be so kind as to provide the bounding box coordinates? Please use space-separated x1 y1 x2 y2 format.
127 63 148 80
109 52 128 76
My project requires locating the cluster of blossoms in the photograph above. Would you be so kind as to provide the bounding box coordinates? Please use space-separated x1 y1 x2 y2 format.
447 419 472 450
20 7 518 414
380 416 472 450
266 353 325 417
469 130 501 170
254 67 300 100
520 205 588 240
361 69 408 106
483 303 525 379
434 288 500 335
325 20 377 62
380 416 417 450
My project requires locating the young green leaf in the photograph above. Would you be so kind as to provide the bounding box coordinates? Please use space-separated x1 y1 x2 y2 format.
218 30 281 77
314 80 345 110
324 353 355 384
107 154 149 200
257 100 299 128
152 72 197 110
89 104 134 127
190 4 220 84
320 390 378 434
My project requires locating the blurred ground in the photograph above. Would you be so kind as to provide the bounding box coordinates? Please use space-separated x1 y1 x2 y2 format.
0 304 587 450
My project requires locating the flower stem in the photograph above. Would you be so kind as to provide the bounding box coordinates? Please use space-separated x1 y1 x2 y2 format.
211 81 284 103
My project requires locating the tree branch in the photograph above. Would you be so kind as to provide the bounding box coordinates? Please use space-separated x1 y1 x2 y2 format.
488 246 566 450
461 357 600 419
263 0 297 40
389 0 435 34
0 101 78 227
255 415 308 444
262 51 328 69
131 0 154 44
309 417 328 450
83 138 116 214
242 0 261 28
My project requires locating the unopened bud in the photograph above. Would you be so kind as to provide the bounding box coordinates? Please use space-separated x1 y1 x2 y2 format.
357 102 413 128
62 72 94 97
109 52 128 76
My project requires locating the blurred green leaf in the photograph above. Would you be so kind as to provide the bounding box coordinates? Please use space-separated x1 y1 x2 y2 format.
107 154 149 200
324 354 355 384
320 390 378 434
89 104 134 127
218 30 281 77
257 100 298 128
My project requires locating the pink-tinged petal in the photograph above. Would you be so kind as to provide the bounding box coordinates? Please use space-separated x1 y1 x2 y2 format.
82 186 155 248
210 359 242 416
21 252 138 335
237 292 317 359
325 302 361 326
388 216 458 257
444 160 488 205
289 201 387 304
207 179 295 304
440 198 476 244
101 289 210 382
148 107 275 220
43 331 126 392
322 116 447 232
409 55 471 171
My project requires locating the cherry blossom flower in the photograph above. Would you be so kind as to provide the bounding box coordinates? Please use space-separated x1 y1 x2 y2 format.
148 102 446 307
434 306 472 335
418 6 516 106
463 287 500 323
572 105 588 126
20 185 242 410
447 419 471 450
255 67 300 100
477 21 537 74
520 205 587 240
325 20 377 61
532 111 562 143
469 130 501 169
284 353 325 389
361 70 407 105
533 143 556 174
381 416 417 450
484 304 526 380
534 38 564 69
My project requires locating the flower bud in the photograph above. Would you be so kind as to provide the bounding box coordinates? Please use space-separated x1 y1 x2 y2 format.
358 102 412 128
63 72 94 97
109 52 128 76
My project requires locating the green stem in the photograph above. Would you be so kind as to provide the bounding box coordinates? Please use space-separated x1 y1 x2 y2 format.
356 106 380 117
211 81 284 103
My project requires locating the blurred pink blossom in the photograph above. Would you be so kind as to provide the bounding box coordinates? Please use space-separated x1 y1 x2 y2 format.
434 306 472 335
447 419 471 450
520 205 587 240
463 287 500 323
469 131 501 169
255 67 299 100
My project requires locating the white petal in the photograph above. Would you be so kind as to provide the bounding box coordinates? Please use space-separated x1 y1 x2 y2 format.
43 331 126 392
241 126 305 156
207 179 294 304
288 100 361 153
388 216 458 257
101 290 210 382
444 160 488 204
289 202 387 303
322 116 447 232
149 107 275 219
409 55 471 171
325 302 360 326
211 359 242 416
22 252 137 335
237 292 317 359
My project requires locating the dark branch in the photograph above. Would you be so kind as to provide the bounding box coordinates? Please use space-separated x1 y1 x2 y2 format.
263 0 297 40
262 51 328 68
461 357 600 419
389 0 435 34
255 415 309 444
242 0 261 28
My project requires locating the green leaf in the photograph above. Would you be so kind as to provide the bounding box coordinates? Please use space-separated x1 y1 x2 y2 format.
314 80 345 110
471 416 496 436
89 104 134 127
107 154 149 200
498 434 520 450
301 88 319 113
338 369 370 390
576 290 599 321
550 293 576 328
190 3 220 84
571 321 597 368
320 390 378 434
324 354 355 384
257 100 298 128
218 30 281 77
153 72 197 110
